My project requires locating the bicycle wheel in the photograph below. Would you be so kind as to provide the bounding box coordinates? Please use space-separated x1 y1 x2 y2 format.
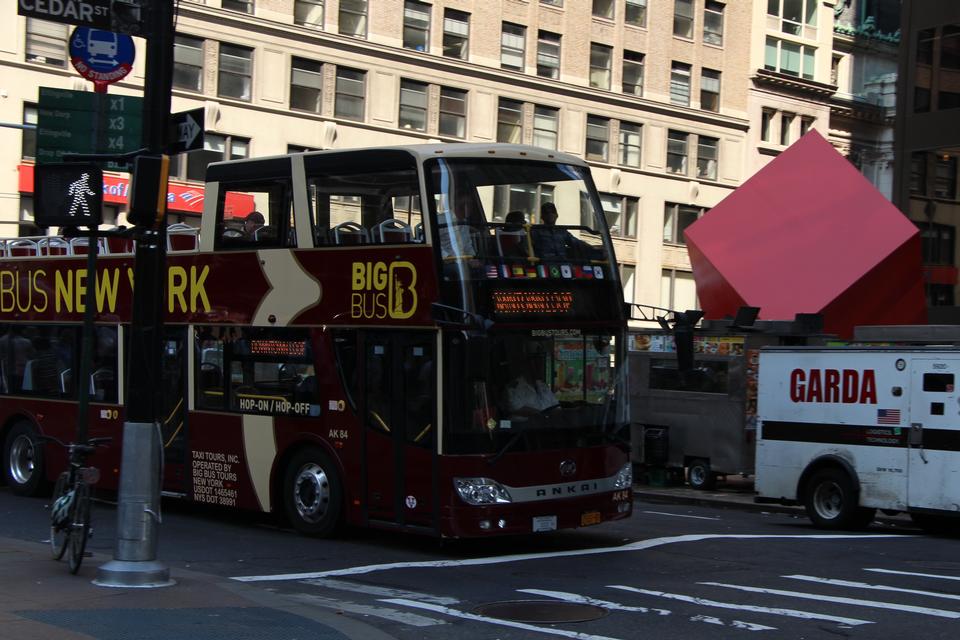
50 472 70 560
67 481 91 574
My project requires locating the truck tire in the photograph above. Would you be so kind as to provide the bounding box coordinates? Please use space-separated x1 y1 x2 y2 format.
804 467 875 530
283 447 343 537
3 421 47 497
687 459 716 490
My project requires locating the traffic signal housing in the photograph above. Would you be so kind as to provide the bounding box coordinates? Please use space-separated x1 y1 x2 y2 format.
126 154 170 227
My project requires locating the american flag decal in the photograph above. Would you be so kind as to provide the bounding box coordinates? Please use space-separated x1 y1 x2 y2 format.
877 409 901 425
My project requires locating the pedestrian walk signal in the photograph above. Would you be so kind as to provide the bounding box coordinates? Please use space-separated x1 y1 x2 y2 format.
33 163 104 228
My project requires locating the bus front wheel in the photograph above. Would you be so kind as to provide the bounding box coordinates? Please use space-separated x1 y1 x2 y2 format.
3 421 46 497
804 468 875 530
283 448 343 537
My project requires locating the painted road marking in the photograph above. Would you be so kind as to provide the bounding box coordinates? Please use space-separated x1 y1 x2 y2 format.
230 534 911 582
381 598 623 640
701 582 960 619
609 584 871 626
642 510 720 521
865 568 960 582
287 592 445 627
519 588 774 631
786 575 960 602
301 578 459 605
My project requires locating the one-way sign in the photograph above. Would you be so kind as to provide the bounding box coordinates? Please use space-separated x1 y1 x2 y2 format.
167 108 205 154
18 0 112 30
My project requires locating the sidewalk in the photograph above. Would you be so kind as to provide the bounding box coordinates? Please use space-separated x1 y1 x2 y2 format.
0 537 396 640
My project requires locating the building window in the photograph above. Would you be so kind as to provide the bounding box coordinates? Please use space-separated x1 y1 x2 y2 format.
620 264 636 305
218 44 252 101
934 155 958 200
674 0 694 39
288 144 318 154
399 80 427 131
537 31 561 79
700 69 720 111
443 9 469 59
403 1 431 52
541 0 563 6
335 67 366 120
800 116 815 136
780 113 794 145
21 104 37 160
497 98 523 143
589 44 612 90
295 0 324 29
697 136 719 181
767 0 817 35
910 152 927 195
173 35 204 92
619 122 642 168
663 202 704 244
586 116 610 162
25 18 67 67
622 50 644 96
704 1 724 45
670 62 692 106
626 0 647 27
765 36 815 80
600 194 638 237
918 222 955 266
666 130 689 175
439 87 467 138
661 268 698 310
175 133 249 182
761 109 774 142
290 57 323 113
593 0 614 19
533 106 559 150
222 0 253 13
339 0 367 37
501 22 526 71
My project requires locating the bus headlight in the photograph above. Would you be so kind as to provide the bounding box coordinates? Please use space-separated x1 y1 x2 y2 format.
613 463 633 490
454 477 513 505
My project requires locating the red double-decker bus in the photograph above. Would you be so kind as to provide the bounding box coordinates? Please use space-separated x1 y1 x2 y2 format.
1 144 632 537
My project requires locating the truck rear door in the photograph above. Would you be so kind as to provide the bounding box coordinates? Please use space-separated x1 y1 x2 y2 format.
908 358 960 512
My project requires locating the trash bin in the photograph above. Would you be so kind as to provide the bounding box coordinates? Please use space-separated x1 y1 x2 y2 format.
643 426 669 467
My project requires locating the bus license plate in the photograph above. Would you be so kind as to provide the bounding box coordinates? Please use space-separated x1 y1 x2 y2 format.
532 515 557 532
581 511 601 526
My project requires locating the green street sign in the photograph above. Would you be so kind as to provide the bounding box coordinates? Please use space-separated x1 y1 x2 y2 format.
37 87 143 170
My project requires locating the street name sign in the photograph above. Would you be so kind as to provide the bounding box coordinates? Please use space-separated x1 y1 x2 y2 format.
17 0 112 30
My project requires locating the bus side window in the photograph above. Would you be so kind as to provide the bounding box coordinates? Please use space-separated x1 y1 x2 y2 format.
216 181 293 250
91 327 118 403
195 331 225 410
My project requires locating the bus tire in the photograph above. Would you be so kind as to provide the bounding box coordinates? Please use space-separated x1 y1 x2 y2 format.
687 459 715 490
3 421 47 497
283 448 343 537
804 467 874 530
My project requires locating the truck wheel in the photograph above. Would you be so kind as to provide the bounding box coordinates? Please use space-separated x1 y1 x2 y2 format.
687 459 715 490
3 421 47 497
283 447 343 537
804 468 874 530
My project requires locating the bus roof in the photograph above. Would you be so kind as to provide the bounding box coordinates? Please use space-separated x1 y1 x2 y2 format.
205 143 587 182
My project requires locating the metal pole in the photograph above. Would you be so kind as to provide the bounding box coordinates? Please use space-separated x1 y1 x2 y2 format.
95 0 175 589
74 230 98 445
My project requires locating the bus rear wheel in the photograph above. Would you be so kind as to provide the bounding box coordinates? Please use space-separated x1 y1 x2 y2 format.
804 468 875 530
283 448 343 537
3 421 46 497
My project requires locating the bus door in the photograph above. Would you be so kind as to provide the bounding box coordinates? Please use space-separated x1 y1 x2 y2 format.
160 327 190 495
908 359 960 511
363 331 436 530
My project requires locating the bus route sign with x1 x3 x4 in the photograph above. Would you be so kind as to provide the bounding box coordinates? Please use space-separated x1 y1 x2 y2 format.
69 26 135 92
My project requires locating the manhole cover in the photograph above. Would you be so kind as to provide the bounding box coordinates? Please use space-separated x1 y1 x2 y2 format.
473 600 608 623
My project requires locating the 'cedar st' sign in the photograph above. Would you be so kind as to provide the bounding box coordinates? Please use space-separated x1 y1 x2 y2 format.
17 0 112 30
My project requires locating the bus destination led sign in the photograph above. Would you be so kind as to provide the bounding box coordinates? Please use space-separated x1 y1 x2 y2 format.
491 290 574 315
249 339 308 358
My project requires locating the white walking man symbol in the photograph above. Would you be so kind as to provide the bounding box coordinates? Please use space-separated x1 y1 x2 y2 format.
67 172 96 218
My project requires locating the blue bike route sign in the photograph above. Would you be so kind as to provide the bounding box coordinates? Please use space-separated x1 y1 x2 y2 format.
69 26 136 91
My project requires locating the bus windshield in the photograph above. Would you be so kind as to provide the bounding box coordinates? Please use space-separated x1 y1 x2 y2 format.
443 329 621 456
424 157 615 311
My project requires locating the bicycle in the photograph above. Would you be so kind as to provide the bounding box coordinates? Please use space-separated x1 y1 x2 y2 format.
44 435 112 574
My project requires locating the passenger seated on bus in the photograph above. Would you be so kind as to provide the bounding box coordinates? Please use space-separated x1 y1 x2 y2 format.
497 211 528 258
503 356 560 417
532 202 590 260
243 211 265 239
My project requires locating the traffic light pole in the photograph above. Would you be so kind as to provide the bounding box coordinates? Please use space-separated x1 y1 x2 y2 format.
95 1 175 589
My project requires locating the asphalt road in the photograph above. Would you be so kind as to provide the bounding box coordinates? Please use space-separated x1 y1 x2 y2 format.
2 488 958 640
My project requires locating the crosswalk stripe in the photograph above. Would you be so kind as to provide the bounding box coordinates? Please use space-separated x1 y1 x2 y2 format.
608 584 871 626
381 598 624 640
301 578 459 605
520 589 775 632
701 582 960 619
865 568 960 582
786 575 960 601
287 592 445 627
